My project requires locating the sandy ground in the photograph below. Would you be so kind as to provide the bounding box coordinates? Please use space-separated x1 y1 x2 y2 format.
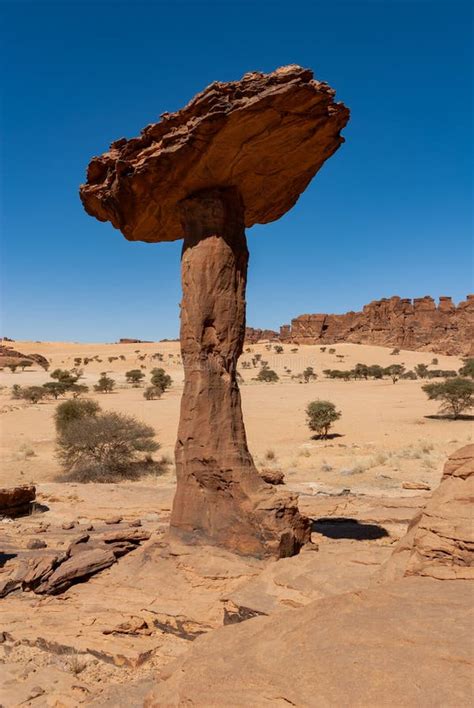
1 340 471 493
1 340 472 706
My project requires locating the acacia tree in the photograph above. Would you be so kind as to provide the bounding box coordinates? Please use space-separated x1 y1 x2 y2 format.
422 378 474 419
126 369 146 386
414 363 429 379
43 381 69 399
150 368 172 391
256 368 279 382
306 400 341 438
384 364 405 384
94 372 116 393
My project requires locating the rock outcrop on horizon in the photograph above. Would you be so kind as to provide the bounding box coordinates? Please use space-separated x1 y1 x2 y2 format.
245 294 474 355
282 295 474 355
0 345 49 370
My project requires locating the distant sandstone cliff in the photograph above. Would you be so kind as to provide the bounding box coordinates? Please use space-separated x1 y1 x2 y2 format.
246 295 474 356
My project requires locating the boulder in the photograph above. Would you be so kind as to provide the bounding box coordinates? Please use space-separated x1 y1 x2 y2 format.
379 444 474 581
0 485 35 517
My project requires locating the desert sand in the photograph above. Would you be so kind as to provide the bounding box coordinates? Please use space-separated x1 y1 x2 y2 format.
1 340 470 490
1 340 472 705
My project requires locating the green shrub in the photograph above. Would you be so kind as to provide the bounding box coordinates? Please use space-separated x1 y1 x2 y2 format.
144 385 163 400
302 367 317 383
56 411 160 481
459 358 474 378
125 369 145 386
422 378 474 419
17 386 49 403
414 364 429 379
94 373 115 393
43 381 69 399
54 398 101 435
256 368 279 382
306 400 341 438
401 370 417 380
383 364 405 383
367 364 384 379
150 368 172 391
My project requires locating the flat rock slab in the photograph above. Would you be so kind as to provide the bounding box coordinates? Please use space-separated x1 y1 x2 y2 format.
147 577 474 707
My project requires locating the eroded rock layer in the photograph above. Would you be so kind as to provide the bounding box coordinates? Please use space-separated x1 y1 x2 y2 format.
80 65 349 243
379 444 474 581
278 295 474 355
171 188 310 557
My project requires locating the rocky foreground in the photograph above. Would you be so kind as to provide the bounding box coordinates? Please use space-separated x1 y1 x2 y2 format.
0 446 472 706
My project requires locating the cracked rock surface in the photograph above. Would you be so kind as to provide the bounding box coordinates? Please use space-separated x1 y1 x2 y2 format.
80 65 349 244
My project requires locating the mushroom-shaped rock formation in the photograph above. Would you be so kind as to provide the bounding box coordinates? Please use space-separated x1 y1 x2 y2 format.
80 65 349 558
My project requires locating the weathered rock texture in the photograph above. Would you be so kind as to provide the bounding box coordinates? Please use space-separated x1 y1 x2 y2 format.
145 447 474 707
380 444 474 581
80 65 348 243
171 188 309 557
244 327 280 343
146 578 472 707
0 345 49 370
280 294 474 355
0 525 151 598
80 65 348 557
0 485 36 517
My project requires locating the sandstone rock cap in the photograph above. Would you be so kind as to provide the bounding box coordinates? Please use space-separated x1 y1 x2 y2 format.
80 65 349 242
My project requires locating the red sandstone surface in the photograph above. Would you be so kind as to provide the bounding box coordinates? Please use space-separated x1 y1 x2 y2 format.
246 294 474 355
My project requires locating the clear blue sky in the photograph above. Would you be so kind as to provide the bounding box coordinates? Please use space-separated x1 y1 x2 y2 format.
1 0 472 342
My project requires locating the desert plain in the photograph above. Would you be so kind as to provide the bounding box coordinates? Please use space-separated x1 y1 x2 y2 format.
0 338 472 706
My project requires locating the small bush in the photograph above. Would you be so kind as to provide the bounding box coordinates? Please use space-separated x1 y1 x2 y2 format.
390 348 401 355
256 368 279 383
144 385 163 400
422 378 474 419
459 358 474 378
56 411 160 481
55 398 101 435
11 384 22 399
125 369 146 386
306 400 341 438
150 368 172 391
94 373 115 393
414 363 429 379
12 385 47 404
302 367 317 383
265 449 276 461
431 358 438 365
274 345 284 354
384 364 405 383
328 348 336 354
43 382 69 399
401 370 417 380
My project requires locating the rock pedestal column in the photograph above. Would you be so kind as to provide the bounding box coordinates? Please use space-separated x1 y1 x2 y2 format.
170 188 310 557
